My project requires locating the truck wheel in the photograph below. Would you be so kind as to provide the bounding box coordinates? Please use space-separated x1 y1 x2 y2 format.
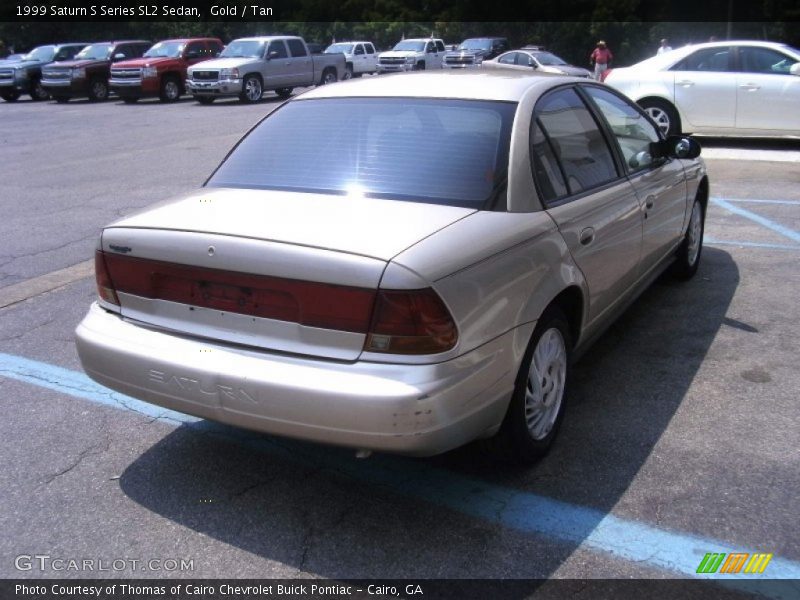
1 91 20 102
88 78 109 102
275 87 293 99
196 96 215 105
343 65 353 80
415 61 426 70
159 75 181 102
122 97 138 104
320 68 337 85
239 74 263 103
54 96 69 103
30 79 50 101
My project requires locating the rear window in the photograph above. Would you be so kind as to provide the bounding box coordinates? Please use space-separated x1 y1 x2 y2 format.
207 98 515 209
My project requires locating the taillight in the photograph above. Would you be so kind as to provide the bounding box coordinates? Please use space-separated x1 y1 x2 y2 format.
95 250 119 305
365 289 458 355
97 251 375 333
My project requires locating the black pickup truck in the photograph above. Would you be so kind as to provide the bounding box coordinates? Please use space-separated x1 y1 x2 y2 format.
0 43 87 101
41 40 151 102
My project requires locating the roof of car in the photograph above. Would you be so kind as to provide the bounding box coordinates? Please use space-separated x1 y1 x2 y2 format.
234 36 302 42
157 38 222 43
299 69 573 102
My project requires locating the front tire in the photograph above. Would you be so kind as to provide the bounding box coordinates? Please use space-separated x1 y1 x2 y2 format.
671 198 705 280
415 61 426 70
343 65 353 80
88 78 109 102
239 74 263 103
275 87 293 99
1 91 21 102
196 96 214 105
54 96 69 103
30 79 49 101
159 75 181 102
320 68 337 85
122 97 138 104
639 98 680 136
484 306 572 463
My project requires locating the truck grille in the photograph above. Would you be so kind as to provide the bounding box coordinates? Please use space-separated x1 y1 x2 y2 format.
110 68 142 80
0 69 14 81
379 57 406 65
444 55 476 66
43 69 71 80
192 70 219 81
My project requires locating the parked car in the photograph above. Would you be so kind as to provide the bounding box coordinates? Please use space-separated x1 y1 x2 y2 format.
76 70 707 463
485 47 593 78
376 38 445 73
324 41 378 78
604 40 800 137
185 36 345 103
41 40 151 102
109 38 223 103
442 37 509 69
0 43 87 102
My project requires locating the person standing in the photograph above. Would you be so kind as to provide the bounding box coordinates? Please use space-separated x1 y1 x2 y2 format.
657 38 673 55
590 40 613 80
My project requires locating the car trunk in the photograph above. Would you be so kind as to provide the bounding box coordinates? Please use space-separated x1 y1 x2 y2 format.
100 187 474 360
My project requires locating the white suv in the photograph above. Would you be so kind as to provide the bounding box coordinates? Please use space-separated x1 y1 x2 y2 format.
377 38 445 73
324 41 378 79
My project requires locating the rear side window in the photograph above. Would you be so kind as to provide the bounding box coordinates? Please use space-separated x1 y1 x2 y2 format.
738 46 798 74
365 43 375 54
287 39 307 57
208 98 516 209
435 41 445 52
533 87 618 196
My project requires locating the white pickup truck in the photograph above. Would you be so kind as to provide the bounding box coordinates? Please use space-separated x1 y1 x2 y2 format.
323 41 378 79
186 36 345 103
376 38 446 73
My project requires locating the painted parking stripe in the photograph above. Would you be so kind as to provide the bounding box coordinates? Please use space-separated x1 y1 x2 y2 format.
1 352 800 596
718 198 800 206
711 198 800 244
704 237 800 251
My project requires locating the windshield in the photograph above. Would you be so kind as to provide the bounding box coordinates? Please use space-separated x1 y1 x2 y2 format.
393 41 426 52
207 98 515 209
220 40 265 58
23 45 56 62
75 43 113 61
325 43 354 54
459 39 492 51
531 51 568 66
144 41 185 58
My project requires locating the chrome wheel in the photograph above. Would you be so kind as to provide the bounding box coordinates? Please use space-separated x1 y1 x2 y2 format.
90 80 108 101
163 79 180 101
243 76 262 102
687 200 702 266
524 328 567 441
645 106 671 136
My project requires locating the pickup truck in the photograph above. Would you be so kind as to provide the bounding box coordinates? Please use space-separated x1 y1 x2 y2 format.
109 38 223 103
442 37 509 69
324 41 378 79
185 36 345 104
41 40 151 102
0 43 87 101
376 38 446 73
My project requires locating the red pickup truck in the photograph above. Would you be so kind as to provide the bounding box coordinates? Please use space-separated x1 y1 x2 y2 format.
109 38 223 103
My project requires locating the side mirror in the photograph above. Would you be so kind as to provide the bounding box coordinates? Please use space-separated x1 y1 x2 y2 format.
113 53 126 60
657 135 701 159
185 50 200 59
790 63 800 76
267 50 280 59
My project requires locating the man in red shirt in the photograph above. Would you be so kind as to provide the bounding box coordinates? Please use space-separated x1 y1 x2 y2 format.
590 40 613 81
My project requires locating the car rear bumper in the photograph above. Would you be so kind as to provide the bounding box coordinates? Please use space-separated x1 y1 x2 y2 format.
75 303 519 456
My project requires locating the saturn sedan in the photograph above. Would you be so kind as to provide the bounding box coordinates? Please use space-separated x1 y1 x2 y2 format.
76 71 707 463
604 40 800 137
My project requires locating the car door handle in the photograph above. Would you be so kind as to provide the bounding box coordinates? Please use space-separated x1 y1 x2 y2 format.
739 83 760 91
579 227 595 246
677 79 695 87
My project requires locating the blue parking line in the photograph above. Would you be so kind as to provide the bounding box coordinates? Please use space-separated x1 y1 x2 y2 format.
704 237 800 251
2 352 800 595
713 198 800 206
711 198 800 244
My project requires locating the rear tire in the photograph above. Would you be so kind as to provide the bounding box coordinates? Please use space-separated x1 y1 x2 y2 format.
1 91 20 102
88 78 109 102
671 197 705 280
54 96 69 103
319 68 337 85
122 97 138 104
483 306 572 464
639 98 680 136
30 79 49 101
275 87 293 99
159 75 181 102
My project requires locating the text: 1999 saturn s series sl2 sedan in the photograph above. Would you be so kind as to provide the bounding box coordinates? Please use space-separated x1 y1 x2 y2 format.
76 70 707 463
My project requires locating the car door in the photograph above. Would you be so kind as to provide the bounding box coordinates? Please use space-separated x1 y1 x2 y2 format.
497 52 522 70
582 85 688 277
670 45 736 130
183 41 208 66
265 40 292 87
735 45 800 133
532 87 643 325
285 38 312 85
364 43 377 72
